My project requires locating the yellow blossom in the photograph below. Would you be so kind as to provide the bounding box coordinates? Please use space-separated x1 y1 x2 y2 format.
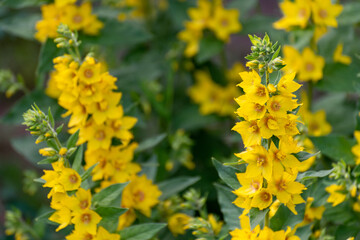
326 184 346 206
251 188 273 210
311 0 343 28
168 213 191 236
71 209 101 235
297 47 325 82
96 226 121 240
273 0 312 30
232 120 261 148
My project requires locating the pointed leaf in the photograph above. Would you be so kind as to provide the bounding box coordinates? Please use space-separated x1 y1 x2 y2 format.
119 223 167 240
296 169 333 181
66 130 80 149
96 206 127 232
92 183 128 207
135 133 167 153
212 158 240 190
158 176 200 200
293 151 319 161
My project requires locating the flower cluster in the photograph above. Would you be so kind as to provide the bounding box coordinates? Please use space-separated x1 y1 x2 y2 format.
23 106 120 239
178 0 241 57
35 2 103 42
230 35 311 239
274 0 343 41
188 68 241 117
46 31 161 230
116 0 168 21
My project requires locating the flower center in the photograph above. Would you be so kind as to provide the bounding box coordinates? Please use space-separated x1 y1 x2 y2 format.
256 86 266 97
257 155 266 166
298 8 307 18
69 174 79 184
134 190 145 202
81 213 91 224
251 181 260 191
271 101 281 111
250 122 260 133
221 18 229 27
261 191 271 201
84 69 94 78
73 14 83 24
95 130 105 141
305 62 315 72
254 103 264 113
276 179 287 191
80 200 89 209
83 233 93 240
319 9 328 19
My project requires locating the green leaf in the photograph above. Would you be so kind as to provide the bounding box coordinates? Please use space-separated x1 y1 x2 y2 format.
196 35 224 64
0 0 46 8
271 46 281 61
293 151 319 161
72 145 83 173
80 163 98 182
96 206 127 233
1 90 62 125
67 130 80 149
34 178 46 184
338 2 360 25
294 225 311 240
158 176 200 200
297 169 333 181
46 139 59 151
249 208 268 230
35 210 54 222
92 183 128 207
82 19 152 47
227 0 259 18
270 204 305 231
212 158 240 190
0 12 41 40
310 135 355 164
135 133 167 153
214 183 242 230
140 155 158 181
37 156 58 165
119 223 167 240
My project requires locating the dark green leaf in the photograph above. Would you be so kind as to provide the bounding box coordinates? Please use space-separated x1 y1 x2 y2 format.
270 204 305 231
10 135 43 164
37 156 58 165
34 178 46 184
48 107 54 127
96 206 127 233
92 183 128 207
310 135 355 164
56 124 64 135
293 151 319 161
158 176 200 200
119 223 167 240
140 155 158 181
271 46 281 61
46 139 59 151
66 130 79 149
297 169 333 181
72 145 83 173
35 210 54 222
338 2 360 25
212 158 240 190
295 225 311 240
80 163 98 182
214 183 242 230
249 208 268 230
135 133 167 153
0 0 46 8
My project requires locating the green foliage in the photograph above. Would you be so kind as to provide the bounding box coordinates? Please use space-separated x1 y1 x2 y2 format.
212 158 240 190
96 206 127 232
119 223 167 240
92 183 128 207
158 176 200 200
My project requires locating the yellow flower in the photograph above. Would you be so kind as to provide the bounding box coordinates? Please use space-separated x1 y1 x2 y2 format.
78 57 103 85
78 121 114 150
178 22 203 58
238 70 261 90
268 172 306 206
282 46 301 74
71 209 102 235
258 226 286 239
333 43 352 65
58 167 81 191
297 47 325 82
326 184 346 206
117 209 136 230
96 226 121 240
267 95 298 118
227 62 245 83
303 110 332 137
233 173 263 197
273 0 312 30
232 120 261 148
311 0 343 28
236 97 266 121
229 214 260 239
259 114 286 139
208 5 241 42
276 72 301 98
236 145 272 180
54 0 76 7
65 188 92 214
168 213 191 236
244 83 269 105
49 207 72 232
298 197 325 226
251 188 273 210
121 175 162 217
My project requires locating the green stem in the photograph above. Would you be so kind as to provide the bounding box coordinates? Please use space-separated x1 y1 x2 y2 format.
265 66 270 86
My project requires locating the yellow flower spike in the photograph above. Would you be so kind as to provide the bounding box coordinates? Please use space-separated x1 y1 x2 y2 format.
333 43 352 65
267 95 299 118
49 207 72 232
245 83 269 105
71 209 101 235
58 168 81 191
311 0 343 28
325 184 346 207
297 47 325 82
238 70 261 90
168 213 191 236
258 113 286 139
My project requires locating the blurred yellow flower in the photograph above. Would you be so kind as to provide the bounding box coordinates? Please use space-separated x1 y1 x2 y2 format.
333 43 352 65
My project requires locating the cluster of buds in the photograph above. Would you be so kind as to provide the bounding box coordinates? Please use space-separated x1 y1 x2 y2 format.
22 105 76 165
185 217 216 240
5 208 36 240
54 24 82 62
245 33 285 75
329 160 351 182
0 69 28 98
181 188 207 211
